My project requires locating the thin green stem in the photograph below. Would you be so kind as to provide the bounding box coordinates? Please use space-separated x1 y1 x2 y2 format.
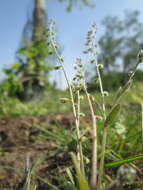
141 104 143 150
49 26 84 173
95 59 106 118
97 62 139 189
95 58 106 190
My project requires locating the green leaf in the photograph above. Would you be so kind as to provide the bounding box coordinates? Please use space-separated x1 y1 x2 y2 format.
68 138 77 152
18 47 37 59
71 153 90 190
54 65 62 70
115 79 133 102
37 176 60 190
104 104 121 127
11 63 21 70
4 69 13 75
60 98 71 103
66 168 75 185
105 155 143 168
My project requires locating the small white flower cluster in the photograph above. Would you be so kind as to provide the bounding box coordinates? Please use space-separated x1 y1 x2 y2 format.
72 58 85 91
48 20 56 40
47 20 60 56
83 24 99 56
83 23 104 73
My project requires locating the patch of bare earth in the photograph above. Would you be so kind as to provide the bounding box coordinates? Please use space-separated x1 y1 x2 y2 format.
0 115 73 190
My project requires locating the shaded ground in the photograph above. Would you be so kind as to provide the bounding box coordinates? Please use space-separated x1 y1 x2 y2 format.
0 115 74 190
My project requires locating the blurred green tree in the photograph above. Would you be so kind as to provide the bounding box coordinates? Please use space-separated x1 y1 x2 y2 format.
3 0 54 100
2 0 95 100
99 10 143 73
98 16 123 73
58 0 95 11
89 10 143 91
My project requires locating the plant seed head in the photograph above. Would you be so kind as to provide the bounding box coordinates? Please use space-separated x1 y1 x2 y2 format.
79 95 84 100
79 112 85 117
60 98 71 103
103 91 109 97
60 57 64 62
97 64 104 69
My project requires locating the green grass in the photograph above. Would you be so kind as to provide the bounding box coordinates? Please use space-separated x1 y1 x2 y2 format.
0 82 141 117
0 89 70 117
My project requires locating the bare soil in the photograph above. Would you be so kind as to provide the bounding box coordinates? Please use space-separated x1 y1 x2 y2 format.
0 115 73 190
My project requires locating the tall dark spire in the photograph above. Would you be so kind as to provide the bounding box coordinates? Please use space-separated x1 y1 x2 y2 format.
32 0 47 40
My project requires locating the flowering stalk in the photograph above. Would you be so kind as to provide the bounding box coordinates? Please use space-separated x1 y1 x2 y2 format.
73 58 86 175
84 24 100 189
49 21 84 174
84 24 108 189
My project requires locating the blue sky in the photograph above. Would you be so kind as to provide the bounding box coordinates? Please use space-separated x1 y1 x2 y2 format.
0 0 143 86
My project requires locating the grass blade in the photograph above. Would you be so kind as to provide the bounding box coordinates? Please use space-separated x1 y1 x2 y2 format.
104 104 121 127
115 79 133 103
105 155 143 167
71 152 90 190
66 168 75 185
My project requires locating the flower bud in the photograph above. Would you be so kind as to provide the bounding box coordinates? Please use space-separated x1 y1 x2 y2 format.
79 113 85 117
79 95 84 100
60 98 71 103
60 57 64 62
97 64 104 69
103 91 109 97
54 65 62 70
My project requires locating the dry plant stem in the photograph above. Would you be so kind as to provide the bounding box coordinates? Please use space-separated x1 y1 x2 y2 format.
24 153 31 190
50 31 84 173
97 127 107 190
84 87 97 190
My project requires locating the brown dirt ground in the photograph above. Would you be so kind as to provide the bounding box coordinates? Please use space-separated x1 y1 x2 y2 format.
0 115 74 190
0 115 143 190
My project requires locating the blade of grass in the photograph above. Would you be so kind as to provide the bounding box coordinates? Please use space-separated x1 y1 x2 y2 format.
66 168 75 185
115 80 133 104
71 152 90 190
104 104 121 127
37 176 61 190
105 155 143 168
